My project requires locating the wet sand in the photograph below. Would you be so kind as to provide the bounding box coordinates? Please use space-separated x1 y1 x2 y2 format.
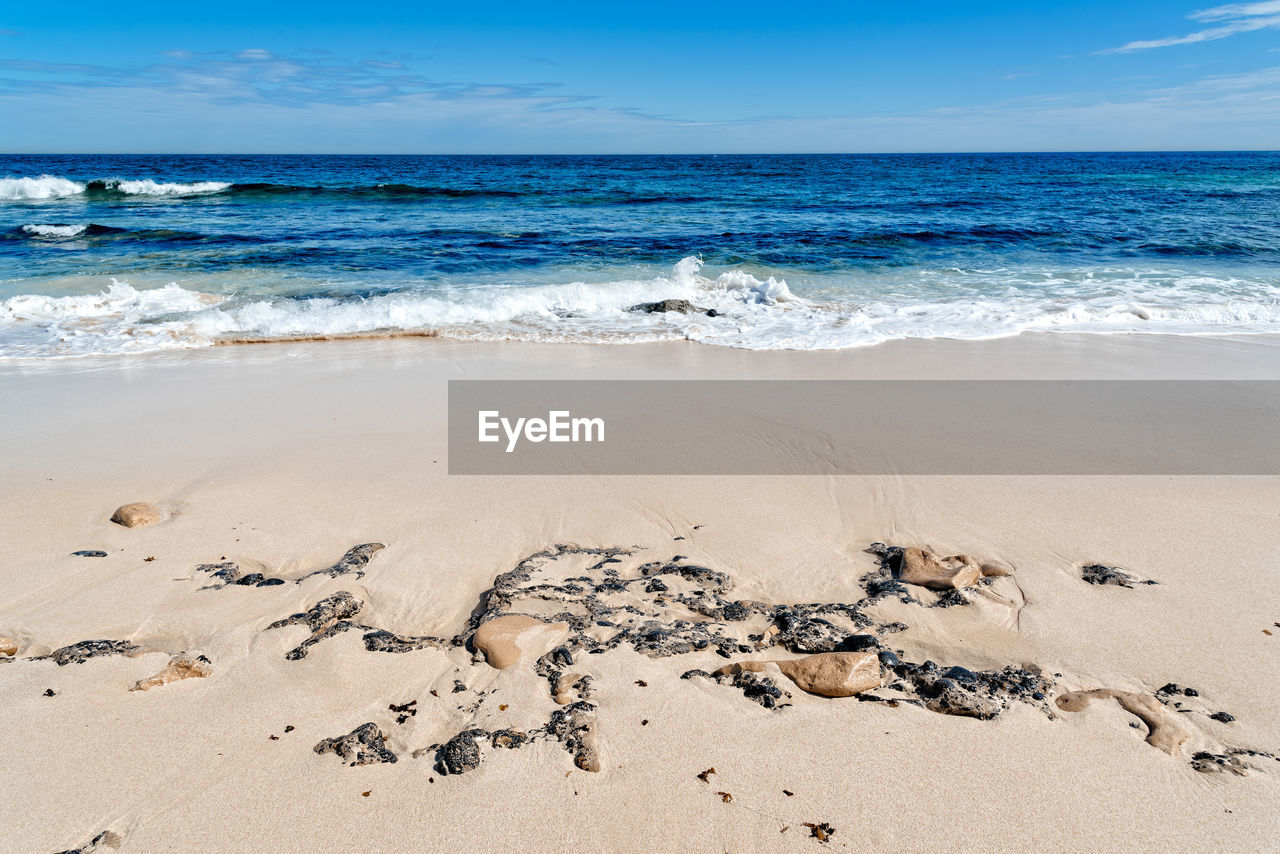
1 333 1278 852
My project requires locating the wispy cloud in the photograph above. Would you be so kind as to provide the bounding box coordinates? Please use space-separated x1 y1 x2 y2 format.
3 48 1280 152
0 49 599 111
1104 1 1280 52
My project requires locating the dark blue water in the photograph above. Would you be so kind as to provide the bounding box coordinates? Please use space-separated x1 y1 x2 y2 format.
2 153 1278 356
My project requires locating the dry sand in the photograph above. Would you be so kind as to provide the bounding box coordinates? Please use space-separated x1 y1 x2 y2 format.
1 333 1278 852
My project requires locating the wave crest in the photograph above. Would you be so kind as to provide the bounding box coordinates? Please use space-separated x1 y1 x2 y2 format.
2 257 1279 358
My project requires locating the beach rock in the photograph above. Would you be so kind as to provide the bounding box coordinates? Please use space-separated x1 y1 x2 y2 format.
314 722 397 766
435 729 483 775
196 561 242 588
773 652 881 698
893 548 982 590
268 591 363 632
473 614 569 669
1056 689 1191 754
490 729 529 749
53 830 122 854
553 671 590 705
922 678 1001 719
72 550 108 558
362 629 446 654
627 299 716 316
297 543 386 582
979 560 1014 577
265 591 368 660
1081 564 1157 588
546 701 601 771
1209 711 1235 723
1191 751 1252 776
0 637 18 657
39 639 140 666
131 654 211 691
110 502 162 528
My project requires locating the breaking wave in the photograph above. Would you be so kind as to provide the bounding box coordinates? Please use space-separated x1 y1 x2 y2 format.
3 257 1279 358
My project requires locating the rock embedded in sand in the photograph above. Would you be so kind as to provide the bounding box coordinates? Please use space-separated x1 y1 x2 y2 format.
53 829 122 854
314 722 397 766
39 639 140 666
297 543 386 582
627 299 719 317
1055 689 1191 754
110 502 162 528
979 560 1014 577
546 701 601 772
72 550 108 558
777 652 882 698
922 678 1001 719
0 637 18 657
266 591 369 660
553 671 590 705
474 614 570 669
435 730 483 775
1081 564 1157 588
894 547 982 591
715 652 880 698
130 654 211 691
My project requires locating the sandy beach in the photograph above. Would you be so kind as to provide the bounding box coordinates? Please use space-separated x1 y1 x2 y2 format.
0 332 1277 852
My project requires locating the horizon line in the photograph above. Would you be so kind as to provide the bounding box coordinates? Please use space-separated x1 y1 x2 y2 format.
2 149 1278 157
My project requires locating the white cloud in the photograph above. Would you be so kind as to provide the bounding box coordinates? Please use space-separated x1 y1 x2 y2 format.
1105 1 1280 52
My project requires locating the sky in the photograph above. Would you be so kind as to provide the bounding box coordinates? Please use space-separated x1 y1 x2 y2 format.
1 1 1279 153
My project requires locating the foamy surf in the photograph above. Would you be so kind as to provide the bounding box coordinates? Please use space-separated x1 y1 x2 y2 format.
2 258 1279 358
0 175 232 201
21 224 89 238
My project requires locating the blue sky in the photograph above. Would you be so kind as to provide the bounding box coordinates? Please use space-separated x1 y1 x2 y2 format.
1 1 1279 152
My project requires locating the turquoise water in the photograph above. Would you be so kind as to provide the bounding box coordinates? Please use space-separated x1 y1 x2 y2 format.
2 152 1278 356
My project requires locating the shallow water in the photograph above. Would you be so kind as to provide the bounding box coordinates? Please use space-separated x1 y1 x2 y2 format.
1 152 1278 356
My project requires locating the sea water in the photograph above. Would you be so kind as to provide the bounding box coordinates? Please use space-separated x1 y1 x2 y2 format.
1 152 1277 357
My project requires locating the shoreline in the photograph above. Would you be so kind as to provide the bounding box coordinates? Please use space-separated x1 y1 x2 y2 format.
2 331 1278 852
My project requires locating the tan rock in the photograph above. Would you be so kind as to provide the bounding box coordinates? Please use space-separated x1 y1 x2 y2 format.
897 547 982 590
1056 688 1192 755
553 671 587 705
131 654 211 691
0 637 18 657
714 652 881 698
110 502 162 528
979 560 1014 577
777 652 882 698
473 614 569 669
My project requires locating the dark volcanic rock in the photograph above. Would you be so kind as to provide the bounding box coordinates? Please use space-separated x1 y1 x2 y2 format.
546 702 602 771
490 728 529 749
196 561 243 588
627 299 718 317
314 722 397 766
71 550 108 558
1081 564 1157 588
38 639 139 666
362 629 446 654
53 830 121 854
921 678 1001 719
1210 711 1236 723
435 729 484 775
297 543 386 582
265 591 368 660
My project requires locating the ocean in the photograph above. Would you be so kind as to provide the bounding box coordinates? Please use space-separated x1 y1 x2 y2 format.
1 152 1277 358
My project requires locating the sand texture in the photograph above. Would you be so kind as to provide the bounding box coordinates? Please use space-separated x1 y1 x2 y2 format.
1 334 1278 852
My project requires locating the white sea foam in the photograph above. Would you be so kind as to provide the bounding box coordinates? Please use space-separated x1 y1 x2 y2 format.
21 224 89 238
103 179 231 196
0 175 232 202
1 258 1278 358
0 175 86 201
